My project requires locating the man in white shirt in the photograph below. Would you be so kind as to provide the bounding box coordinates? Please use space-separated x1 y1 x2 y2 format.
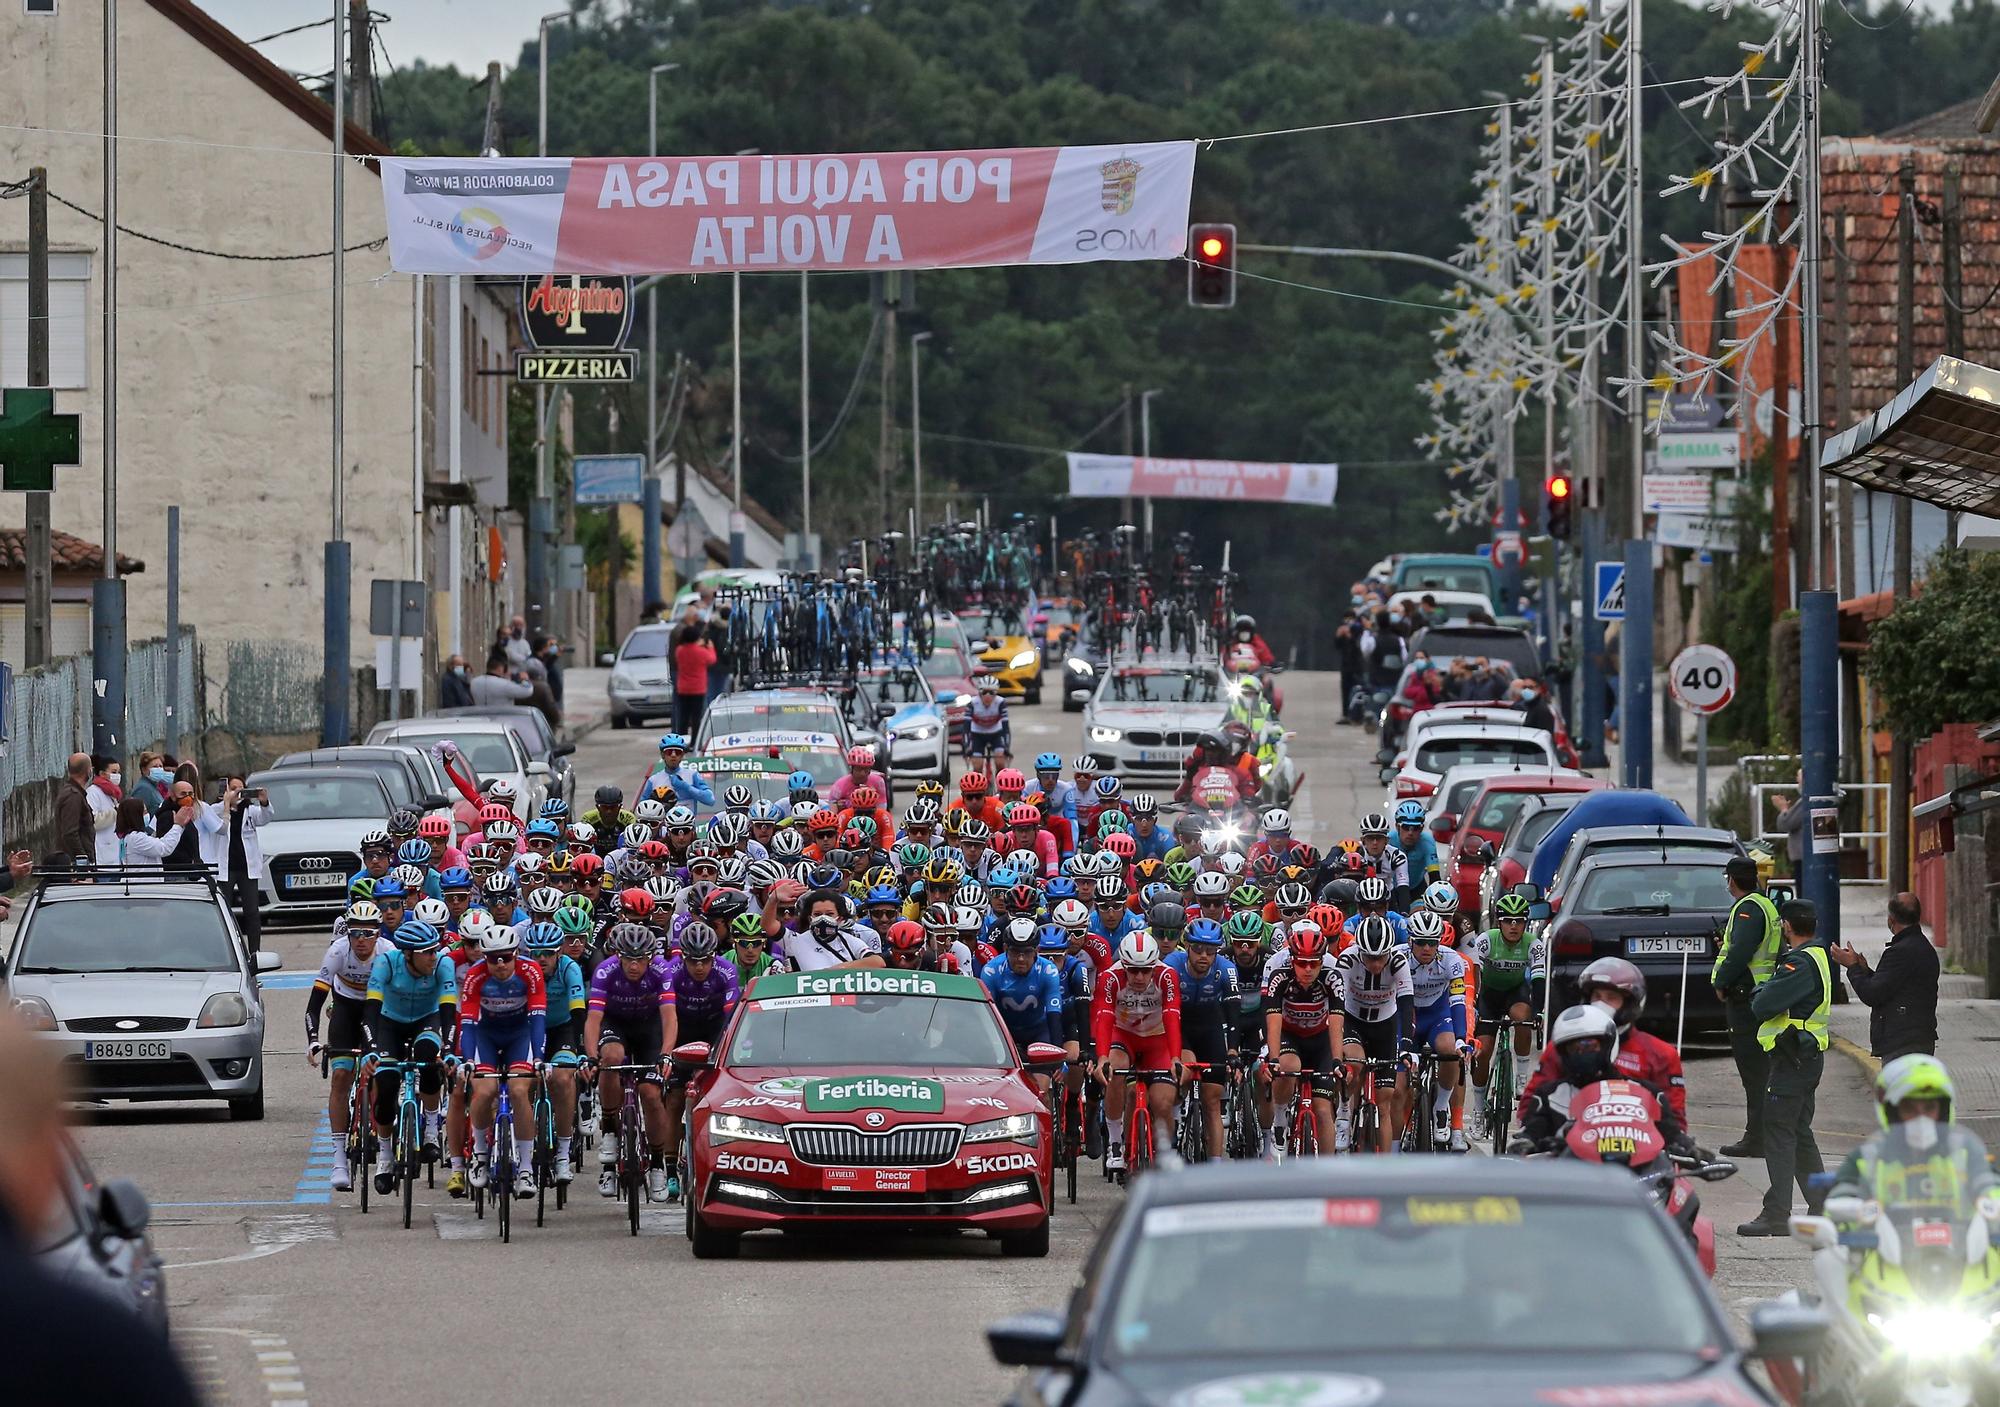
85 756 121 866
783 890 885 972
197 776 273 951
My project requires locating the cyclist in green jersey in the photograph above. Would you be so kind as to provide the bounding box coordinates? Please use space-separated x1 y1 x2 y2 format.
1464 893 1547 1117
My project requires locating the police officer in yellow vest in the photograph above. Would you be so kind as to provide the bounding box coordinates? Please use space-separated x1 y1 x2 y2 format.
1712 856 1783 1158
1737 898 1832 1236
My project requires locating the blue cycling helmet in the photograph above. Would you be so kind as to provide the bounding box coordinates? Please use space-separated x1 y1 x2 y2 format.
1185 917 1226 948
1393 800 1427 827
1038 923 1069 952
523 921 564 952
658 732 689 751
438 866 473 894
539 798 570 820
1034 752 1063 773
1095 775 1122 799
750 798 785 822
373 877 407 901
1141 881 1175 909
788 770 815 791
987 865 1021 890
864 882 900 908
391 918 441 952
1045 876 1079 902
395 837 431 865
806 864 845 891
525 819 561 840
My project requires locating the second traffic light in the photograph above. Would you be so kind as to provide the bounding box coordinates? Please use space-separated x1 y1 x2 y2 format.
1188 223 1236 308
1543 473 1573 541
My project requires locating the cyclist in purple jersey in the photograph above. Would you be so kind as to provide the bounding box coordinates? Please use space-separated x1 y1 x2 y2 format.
660 922 740 1199
583 923 675 1200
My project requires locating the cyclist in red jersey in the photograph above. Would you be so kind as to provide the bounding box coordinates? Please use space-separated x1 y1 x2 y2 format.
1091 930 1183 1173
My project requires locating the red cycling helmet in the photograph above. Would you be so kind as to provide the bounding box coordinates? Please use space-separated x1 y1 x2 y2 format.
1104 832 1138 860
1251 852 1283 880
885 919 928 953
841 826 869 849
1006 883 1039 915
1288 922 1328 962
570 853 604 878
619 887 656 918
478 802 515 828
851 786 881 811
994 768 1026 795
846 745 875 769
959 771 989 796
808 810 839 834
417 814 451 839
638 839 672 863
1308 902 1344 934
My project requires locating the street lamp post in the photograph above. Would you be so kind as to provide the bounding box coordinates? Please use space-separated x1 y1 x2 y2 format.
645 61 678 612
530 8 571 636
911 331 933 539
1139 388 1161 558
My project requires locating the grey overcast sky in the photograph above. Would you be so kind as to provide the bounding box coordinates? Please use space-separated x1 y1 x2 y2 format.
202 0 556 82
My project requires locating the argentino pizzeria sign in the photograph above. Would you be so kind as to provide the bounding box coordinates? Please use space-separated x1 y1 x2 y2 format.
516 272 637 384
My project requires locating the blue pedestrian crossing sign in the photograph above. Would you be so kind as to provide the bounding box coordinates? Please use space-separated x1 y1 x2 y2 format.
1593 561 1626 621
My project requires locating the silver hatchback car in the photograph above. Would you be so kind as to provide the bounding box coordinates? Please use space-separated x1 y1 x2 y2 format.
4 869 281 1120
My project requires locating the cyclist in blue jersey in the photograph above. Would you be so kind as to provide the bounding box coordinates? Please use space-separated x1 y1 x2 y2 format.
979 918 1065 1088
458 923 548 1196
527 918 588 1189
1087 874 1144 948
363 918 456 1196
1034 753 1080 857
1340 876 1410 946
394 837 446 901
1128 795 1173 863
1394 800 1441 890
1406 908 1471 1151
1164 917 1241 1160
636 734 717 811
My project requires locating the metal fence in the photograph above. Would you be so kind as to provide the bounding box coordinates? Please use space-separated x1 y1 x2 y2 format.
221 639 322 735
1740 752 1891 885
0 631 202 795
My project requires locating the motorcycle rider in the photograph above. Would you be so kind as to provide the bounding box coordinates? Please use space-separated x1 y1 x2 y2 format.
1515 1004 1693 1154
1172 730 1257 807
1518 956 1688 1123
1829 1054 1998 1215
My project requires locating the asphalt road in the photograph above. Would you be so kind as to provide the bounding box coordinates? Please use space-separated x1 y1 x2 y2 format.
54 670 1875 1405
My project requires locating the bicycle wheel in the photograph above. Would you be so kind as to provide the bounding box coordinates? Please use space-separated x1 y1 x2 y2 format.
1293 1099 1319 1159
399 1106 418 1230
496 1149 511 1244
1064 1098 1079 1205
1231 1073 1262 1160
1176 1085 1208 1164
1126 1102 1152 1182
624 1121 642 1237
535 1098 553 1229
1405 1068 1432 1155
352 1120 370 1214
1489 1058 1514 1159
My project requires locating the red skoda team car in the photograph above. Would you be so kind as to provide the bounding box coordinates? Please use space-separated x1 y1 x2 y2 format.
676 968 1060 1259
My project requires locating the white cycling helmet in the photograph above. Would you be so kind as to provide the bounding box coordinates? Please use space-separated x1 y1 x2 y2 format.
1261 808 1292 834
634 798 669 824
1212 852 1247 878
1407 909 1448 943
1053 898 1090 930
458 909 496 944
1116 930 1162 969
411 897 450 926
1192 871 1231 899
487 779 518 804
1353 915 1396 957
477 926 521 956
1423 880 1458 914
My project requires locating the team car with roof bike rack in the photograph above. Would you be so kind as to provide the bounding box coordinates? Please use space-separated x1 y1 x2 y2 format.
673 967 1061 1259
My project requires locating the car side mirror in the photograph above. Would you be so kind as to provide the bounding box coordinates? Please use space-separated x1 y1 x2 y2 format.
599 651 615 666
986 1309 1071 1368
525 761 551 778
1378 767 1397 786
1431 814 1457 839
1470 839 1495 864
1024 1041 1068 1071
420 793 451 812
670 1041 713 1068
1747 1302 1831 1360
254 950 283 973
1511 883 1543 902
98 1178 152 1241
553 742 577 758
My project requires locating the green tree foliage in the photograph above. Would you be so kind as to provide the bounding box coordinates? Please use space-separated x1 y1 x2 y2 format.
1865 550 2000 740
379 0 2000 659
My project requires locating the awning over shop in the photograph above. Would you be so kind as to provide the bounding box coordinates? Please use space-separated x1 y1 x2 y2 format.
1822 355 2000 514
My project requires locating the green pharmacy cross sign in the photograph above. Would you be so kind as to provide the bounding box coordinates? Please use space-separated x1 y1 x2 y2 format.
0 388 81 492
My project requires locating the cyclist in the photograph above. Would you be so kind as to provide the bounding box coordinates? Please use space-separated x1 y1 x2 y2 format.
1466 892 1547 1129
306 900 382 1192
353 830 396 888
1247 808 1300 868
1003 802 1060 879
1394 801 1441 888
948 772 1004 832
1407 909 1470 1151
826 746 887 807
529 916 589 1186
1341 876 1409 946
1148 899 1188 957
1332 915 1415 1153
1519 955 1686 1123
979 918 1065 1088
964 679 1011 770
659 922 740 1199
1092 930 1183 1173
1165 917 1240 1161
1261 921 1342 1160
582 784 633 836
1033 753 1081 857
1128 795 1171 863
636 734 715 810
362 917 457 1197
1356 813 1414 910
1089 874 1144 948
727 911 786 981
1223 911 1275 1153
458 924 548 1196
584 921 675 1201
883 918 939 972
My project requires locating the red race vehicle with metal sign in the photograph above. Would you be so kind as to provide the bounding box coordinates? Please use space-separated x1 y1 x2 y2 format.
675 967 1060 1259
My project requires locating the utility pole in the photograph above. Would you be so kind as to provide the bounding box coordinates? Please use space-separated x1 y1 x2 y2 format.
24 169 51 671
644 64 676 606
94 3 127 757
911 330 933 539
1831 223 1856 599
323 0 351 747
800 274 811 567
1140 387 1162 558
1888 156 1916 893
347 1 371 137
1943 160 1965 548
530 10 571 632
1575 0 1609 770
878 282 898 535
1618 0 1651 790
1121 382 1134 533
1490 96 1522 614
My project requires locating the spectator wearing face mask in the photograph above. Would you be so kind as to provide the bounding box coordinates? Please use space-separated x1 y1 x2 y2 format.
131 753 170 813
439 653 474 708
1515 678 1556 735
87 755 123 866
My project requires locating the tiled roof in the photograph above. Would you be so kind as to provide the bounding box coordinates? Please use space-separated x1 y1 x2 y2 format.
0 530 144 576
1879 98 1992 143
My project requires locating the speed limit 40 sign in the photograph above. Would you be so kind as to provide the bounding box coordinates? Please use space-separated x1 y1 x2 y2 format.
1670 644 1736 715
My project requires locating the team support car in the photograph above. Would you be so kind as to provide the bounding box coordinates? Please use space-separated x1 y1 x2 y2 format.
1083 659 1228 782
844 658 951 785
988 1157 1826 1406
694 686 865 756
679 967 1059 1259
960 600 1044 704
689 732 848 809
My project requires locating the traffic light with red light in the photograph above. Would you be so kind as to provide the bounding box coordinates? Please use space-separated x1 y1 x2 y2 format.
1544 472 1573 540
1188 223 1237 308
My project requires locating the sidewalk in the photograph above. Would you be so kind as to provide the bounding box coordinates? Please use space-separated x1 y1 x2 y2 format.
561 665 612 737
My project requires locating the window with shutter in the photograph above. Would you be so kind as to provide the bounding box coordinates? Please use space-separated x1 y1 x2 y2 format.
0 253 90 388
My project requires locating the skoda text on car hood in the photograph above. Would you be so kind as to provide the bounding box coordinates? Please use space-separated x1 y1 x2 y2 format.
685 968 1052 1250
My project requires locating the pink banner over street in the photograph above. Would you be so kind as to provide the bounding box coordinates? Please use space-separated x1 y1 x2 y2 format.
379 144 1196 276
1066 454 1339 506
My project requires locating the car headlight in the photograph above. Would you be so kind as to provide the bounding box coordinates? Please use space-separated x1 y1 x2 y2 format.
610 669 637 691
964 1112 1040 1146
9 996 55 1032
1872 1308 1996 1358
898 723 940 742
1065 657 1094 676
1087 725 1123 744
198 992 250 1029
1009 650 1038 670
707 1112 786 1145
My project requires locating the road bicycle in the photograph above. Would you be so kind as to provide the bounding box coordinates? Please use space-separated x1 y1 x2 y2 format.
364 1050 438 1230
323 1048 372 1210
1480 1018 1538 1157
594 1061 662 1237
1399 1048 1455 1154
1111 1067 1177 1185
1172 1062 1212 1164
1268 1056 1337 1160
531 1063 565 1225
1221 1054 1262 1161
1345 1056 1405 1155
1044 1070 1089 1206
465 1068 536 1243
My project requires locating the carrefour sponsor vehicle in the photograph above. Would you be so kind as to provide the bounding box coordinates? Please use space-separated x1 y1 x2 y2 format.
679 967 1058 1258
688 733 846 809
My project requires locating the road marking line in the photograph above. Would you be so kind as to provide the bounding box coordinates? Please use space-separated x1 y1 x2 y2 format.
256 1352 295 1363
161 1242 292 1271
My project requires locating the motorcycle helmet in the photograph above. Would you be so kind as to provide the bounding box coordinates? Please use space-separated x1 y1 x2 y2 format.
1877 1052 1956 1130
1550 1004 1620 1085
1577 956 1647 1030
